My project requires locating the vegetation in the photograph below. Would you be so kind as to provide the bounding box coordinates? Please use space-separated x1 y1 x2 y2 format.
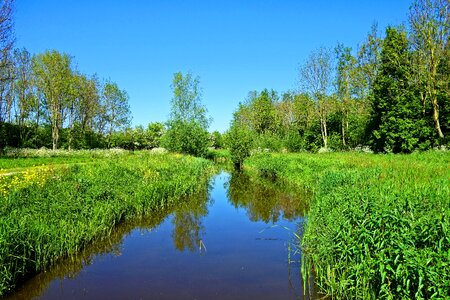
247 152 450 299
0 151 213 296
162 72 211 157
224 0 449 156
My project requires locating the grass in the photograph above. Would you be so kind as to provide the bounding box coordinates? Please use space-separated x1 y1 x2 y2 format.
0 148 130 174
246 151 450 299
0 151 213 296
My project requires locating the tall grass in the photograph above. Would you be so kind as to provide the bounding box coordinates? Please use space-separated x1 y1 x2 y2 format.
247 152 450 299
0 152 213 296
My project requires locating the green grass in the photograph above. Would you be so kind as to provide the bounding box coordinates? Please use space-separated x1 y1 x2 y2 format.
0 151 213 296
0 148 130 173
246 151 450 299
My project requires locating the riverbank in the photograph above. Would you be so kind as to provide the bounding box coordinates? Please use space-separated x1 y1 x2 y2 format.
247 152 450 299
0 152 213 296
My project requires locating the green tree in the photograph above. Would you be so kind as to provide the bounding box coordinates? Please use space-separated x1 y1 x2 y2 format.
335 43 358 147
145 122 165 149
251 89 278 134
32 50 74 150
0 0 14 125
100 81 131 147
210 130 224 149
163 72 210 156
299 47 335 149
226 121 253 170
369 27 431 152
409 0 449 139
13 48 35 144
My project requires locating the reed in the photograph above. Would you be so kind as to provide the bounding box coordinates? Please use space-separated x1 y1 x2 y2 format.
247 151 450 299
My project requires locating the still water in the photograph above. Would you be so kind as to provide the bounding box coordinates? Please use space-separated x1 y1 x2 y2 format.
7 171 315 299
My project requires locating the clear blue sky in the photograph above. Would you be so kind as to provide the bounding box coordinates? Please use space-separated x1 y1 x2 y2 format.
15 0 411 133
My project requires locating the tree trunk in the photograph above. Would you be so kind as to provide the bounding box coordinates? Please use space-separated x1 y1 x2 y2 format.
320 116 328 149
52 121 58 150
428 49 444 139
432 96 444 138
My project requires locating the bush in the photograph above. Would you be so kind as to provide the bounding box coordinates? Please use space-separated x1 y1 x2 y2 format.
226 124 253 170
162 120 209 157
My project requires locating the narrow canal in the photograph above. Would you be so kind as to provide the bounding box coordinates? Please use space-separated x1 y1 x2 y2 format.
7 171 316 299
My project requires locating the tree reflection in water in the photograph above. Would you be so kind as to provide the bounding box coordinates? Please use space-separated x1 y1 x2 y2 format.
226 171 310 223
171 186 212 252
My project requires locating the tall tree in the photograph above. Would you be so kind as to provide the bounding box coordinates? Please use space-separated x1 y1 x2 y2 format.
409 0 449 139
101 81 131 146
369 27 429 153
32 50 74 150
299 47 334 149
355 23 382 99
13 47 34 143
335 43 358 147
170 72 208 127
250 89 277 134
0 0 14 124
163 72 210 157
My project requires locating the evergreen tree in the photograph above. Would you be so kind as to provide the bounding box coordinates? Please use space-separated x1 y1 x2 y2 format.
369 27 432 153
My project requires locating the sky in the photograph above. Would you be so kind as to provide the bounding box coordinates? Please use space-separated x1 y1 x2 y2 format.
15 0 411 133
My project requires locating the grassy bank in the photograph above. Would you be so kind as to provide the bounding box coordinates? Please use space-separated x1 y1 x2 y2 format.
247 152 450 299
0 151 213 296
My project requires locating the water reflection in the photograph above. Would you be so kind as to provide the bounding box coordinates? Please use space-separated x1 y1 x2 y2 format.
226 171 310 223
171 190 211 252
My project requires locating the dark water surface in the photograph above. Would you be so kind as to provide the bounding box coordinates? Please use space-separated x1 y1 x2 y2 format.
7 171 316 300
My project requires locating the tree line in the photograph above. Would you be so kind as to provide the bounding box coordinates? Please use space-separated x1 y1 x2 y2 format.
1 0 449 157
0 1 137 150
228 0 449 159
1 47 133 150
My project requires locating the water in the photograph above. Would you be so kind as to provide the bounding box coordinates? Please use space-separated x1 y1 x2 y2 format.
6 171 316 299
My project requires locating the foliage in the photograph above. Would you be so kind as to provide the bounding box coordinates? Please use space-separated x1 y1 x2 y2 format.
247 152 450 299
162 120 209 157
210 130 224 149
165 72 210 157
226 122 253 170
369 27 433 153
0 152 213 296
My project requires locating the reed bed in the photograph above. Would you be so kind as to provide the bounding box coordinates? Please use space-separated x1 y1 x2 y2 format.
0 152 212 296
247 152 450 299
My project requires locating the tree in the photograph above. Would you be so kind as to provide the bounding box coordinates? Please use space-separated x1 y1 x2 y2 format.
145 122 165 149
66 73 100 149
299 47 334 149
226 120 253 170
335 43 358 147
163 72 210 156
13 47 35 144
210 130 224 149
409 0 449 139
32 50 74 150
169 72 209 127
0 0 14 124
250 89 278 134
369 27 430 152
100 81 131 146
355 23 382 99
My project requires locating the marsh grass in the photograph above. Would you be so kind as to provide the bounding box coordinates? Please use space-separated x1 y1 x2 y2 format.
247 152 450 299
0 152 213 296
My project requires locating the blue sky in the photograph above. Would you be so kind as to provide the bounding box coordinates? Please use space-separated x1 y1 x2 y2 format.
16 0 411 132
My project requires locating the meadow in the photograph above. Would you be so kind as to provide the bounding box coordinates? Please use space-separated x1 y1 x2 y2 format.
247 151 450 299
0 150 213 296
